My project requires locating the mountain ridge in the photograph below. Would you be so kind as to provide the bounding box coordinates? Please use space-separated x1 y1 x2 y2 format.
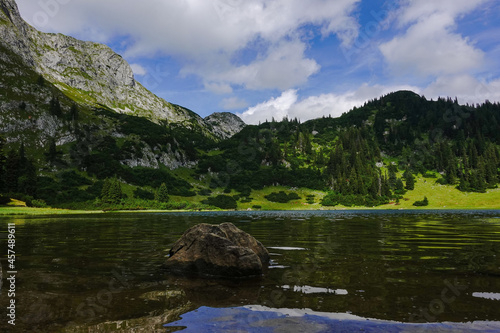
0 0 245 139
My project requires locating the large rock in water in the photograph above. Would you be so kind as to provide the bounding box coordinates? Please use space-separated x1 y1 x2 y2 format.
165 223 269 278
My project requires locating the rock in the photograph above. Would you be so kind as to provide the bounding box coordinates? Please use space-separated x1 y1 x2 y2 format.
165 223 269 278
204 112 246 139
0 0 246 141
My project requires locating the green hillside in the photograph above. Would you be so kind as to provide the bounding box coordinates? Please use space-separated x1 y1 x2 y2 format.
1 0 499 212
3 88 500 212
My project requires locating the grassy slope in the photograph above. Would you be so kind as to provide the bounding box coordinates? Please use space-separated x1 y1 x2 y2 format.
0 207 102 215
387 176 500 210
1 177 498 215
235 177 500 210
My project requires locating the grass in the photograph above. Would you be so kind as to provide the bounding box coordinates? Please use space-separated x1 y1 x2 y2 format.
231 177 500 211
0 206 102 216
1 176 499 216
381 176 500 210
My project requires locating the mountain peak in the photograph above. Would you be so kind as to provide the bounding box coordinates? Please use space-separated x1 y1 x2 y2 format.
205 112 246 139
0 0 19 24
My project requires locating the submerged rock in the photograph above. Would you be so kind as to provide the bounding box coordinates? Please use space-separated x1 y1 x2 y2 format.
165 223 269 278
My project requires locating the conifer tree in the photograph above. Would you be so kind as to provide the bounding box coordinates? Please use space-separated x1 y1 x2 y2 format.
49 96 62 117
101 177 123 204
17 159 37 197
0 136 6 192
403 168 415 190
109 178 123 203
70 103 79 122
5 150 20 193
155 183 169 203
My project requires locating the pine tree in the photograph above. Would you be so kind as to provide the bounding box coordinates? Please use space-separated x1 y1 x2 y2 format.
394 178 405 194
445 157 458 185
101 178 112 202
0 136 6 192
155 183 169 203
381 173 391 197
70 103 79 122
17 159 37 197
5 150 21 193
109 178 123 203
469 144 479 169
49 96 62 117
36 74 45 87
101 177 123 204
388 165 397 190
403 168 415 190
457 173 469 192
45 139 60 165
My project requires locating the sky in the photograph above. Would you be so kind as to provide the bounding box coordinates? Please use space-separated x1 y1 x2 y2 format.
16 0 500 124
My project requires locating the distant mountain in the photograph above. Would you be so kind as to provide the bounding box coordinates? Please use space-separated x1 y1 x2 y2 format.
205 112 246 139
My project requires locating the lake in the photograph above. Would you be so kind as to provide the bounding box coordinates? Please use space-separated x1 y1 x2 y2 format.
1 210 500 332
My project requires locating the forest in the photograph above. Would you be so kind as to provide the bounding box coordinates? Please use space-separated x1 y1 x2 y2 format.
1 91 499 210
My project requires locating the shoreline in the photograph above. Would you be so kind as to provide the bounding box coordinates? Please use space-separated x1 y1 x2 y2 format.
1 205 499 216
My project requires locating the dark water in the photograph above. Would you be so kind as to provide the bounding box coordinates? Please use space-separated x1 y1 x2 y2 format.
1 210 500 332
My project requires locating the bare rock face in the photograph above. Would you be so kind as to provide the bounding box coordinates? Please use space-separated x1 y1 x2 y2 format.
165 223 269 278
204 112 246 139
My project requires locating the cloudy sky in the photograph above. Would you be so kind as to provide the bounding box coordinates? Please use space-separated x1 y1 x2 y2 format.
16 0 500 124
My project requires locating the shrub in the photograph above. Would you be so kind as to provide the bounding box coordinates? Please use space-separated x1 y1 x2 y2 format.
413 196 429 207
31 199 48 208
198 189 212 196
204 195 237 209
306 195 315 204
252 205 262 209
0 195 11 205
265 191 301 203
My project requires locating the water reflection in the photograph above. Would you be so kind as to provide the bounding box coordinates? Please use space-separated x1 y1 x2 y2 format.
0 210 499 332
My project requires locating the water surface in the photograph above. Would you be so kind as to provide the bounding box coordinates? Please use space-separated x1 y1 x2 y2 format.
0 210 499 332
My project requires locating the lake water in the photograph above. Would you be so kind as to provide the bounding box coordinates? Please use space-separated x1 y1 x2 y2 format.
1 210 500 332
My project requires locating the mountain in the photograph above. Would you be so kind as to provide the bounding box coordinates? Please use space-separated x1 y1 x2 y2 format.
204 112 246 139
0 0 244 137
0 0 246 176
196 90 500 207
1 0 499 210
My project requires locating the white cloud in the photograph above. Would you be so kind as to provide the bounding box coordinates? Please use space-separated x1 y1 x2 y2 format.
396 0 488 26
423 74 500 104
191 40 320 90
237 84 419 124
205 82 233 95
221 97 248 110
16 0 360 90
380 0 486 77
237 89 298 124
130 63 147 76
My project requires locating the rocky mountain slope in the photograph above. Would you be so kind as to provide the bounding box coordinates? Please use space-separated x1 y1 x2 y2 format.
0 0 244 137
205 112 246 139
0 0 246 173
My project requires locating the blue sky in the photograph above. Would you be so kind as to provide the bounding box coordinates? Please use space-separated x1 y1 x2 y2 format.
16 0 500 124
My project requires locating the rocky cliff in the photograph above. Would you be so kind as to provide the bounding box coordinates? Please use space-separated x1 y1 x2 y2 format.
205 112 246 140
0 0 244 139
0 0 246 172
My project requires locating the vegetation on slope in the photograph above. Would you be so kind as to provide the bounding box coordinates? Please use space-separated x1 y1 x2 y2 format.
1 89 500 212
